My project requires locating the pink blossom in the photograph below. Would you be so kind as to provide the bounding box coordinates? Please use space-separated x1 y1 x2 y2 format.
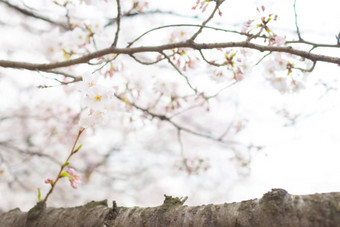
79 72 99 92
241 25 249 34
79 109 107 128
267 77 290 93
156 54 162 61
234 68 244 81
192 0 200 10
66 168 82 189
275 36 286 46
44 177 53 184
83 85 109 111
192 0 211 12
241 20 253 34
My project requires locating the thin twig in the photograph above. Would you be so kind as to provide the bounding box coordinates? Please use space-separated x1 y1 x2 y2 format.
42 128 84 203
128 23 250 48
41 70 79 80
111 0 122 47
199 49 227 67
189 0 225 41
0 0 70 30
177 129 191 173
206 81 238 99
0 142 60 165
254 52 272 66
161 51 198 94
129 54 164 65
293 0 302 41
169 101 206 118
286 40 340 51
293 60 317 73
0 154 29 190
37 71 81 87
113 93 240 145
106 10 202 27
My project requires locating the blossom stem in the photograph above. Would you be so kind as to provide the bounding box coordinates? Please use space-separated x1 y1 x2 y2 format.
41 128 85 203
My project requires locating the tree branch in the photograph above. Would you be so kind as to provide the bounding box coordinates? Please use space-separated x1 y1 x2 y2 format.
293 0 302 41
189 0 225 41
1 41 340 71
1 189 340 227
0 141 60 165
113 93 240 146
127 23 250 48
0 0 70 30
106 10 202 27
111 0 121 47
161 51 198 94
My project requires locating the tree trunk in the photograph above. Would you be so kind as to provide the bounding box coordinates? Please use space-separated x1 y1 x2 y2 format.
1 189 339 227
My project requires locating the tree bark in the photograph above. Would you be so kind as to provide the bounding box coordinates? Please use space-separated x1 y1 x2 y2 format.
1 189 340 227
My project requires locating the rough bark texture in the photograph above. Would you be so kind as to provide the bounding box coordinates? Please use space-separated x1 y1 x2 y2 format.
1 189 340 227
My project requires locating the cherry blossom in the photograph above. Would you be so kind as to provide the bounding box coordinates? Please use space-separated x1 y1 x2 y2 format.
79 73 99 91
66 168 82 189
83 85 110 110
44 177 53 184
79 110 106 129
274 35 286 46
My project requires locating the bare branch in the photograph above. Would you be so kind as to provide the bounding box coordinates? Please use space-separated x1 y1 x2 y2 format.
169 101 207 118
41 70 81 81
189 0 225 41
254 52 272 66
293 0 302 41
177 129 192 174
286 40 340 49
0 153 29 190
199 49 226 67
106 10 202 27
206 81 238 99
129 54 164 65
0 141 60 165
0 41 340 71
128 23 250 48
293 60 317 73
161 51 198 94
111 0 122 47
0 0 70 30
113 93 240 146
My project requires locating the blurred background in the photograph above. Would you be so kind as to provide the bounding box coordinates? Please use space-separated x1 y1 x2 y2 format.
0 0 339 211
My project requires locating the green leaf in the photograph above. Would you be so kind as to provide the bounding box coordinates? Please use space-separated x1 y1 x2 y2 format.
62 161 70 167
37 188 41 202
61 172 69 177
74 144 83 153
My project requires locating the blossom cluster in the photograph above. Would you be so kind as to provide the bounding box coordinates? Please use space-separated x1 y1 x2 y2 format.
165 30 200 71
176 156 210 175
264 53 307 93
39 1 112 62
241 5 285 46
192 0 222 16
65 168 82 189
78 73 111 128
44 168 81 189
210 49 252 82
